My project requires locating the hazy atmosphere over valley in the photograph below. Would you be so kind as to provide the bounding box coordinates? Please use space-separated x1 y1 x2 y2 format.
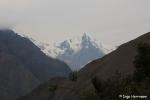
1 0 150 100
0 0 150 46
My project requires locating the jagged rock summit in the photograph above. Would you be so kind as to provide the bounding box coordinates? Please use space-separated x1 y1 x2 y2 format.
32 33 113 70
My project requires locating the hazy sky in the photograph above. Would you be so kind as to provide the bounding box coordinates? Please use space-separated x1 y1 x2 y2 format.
0 0 150 46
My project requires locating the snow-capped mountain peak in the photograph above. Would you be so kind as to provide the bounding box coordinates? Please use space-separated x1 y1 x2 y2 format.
28 33 115 70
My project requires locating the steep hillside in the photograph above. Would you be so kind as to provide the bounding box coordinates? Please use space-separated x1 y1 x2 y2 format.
0 51 40 100
18 32 150 100
17 77 66 100
52 32 150 100
0 29 71 100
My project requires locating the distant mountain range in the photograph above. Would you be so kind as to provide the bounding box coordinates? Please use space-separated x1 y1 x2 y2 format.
18 32 150 100
0 29 71 100
30 33 115 70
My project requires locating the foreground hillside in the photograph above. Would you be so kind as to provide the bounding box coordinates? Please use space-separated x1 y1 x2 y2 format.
0 29 71 100
18 32 150 100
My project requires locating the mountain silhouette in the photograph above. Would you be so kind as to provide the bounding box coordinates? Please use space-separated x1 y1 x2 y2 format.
0 29 71 100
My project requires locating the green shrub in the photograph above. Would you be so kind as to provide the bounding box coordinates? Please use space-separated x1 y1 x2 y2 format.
80 89 98 100
69 71 78 81
48 84 58 93
92 76 103 93
134 43 150 81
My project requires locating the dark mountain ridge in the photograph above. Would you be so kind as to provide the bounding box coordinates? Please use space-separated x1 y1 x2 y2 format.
0 29 71 100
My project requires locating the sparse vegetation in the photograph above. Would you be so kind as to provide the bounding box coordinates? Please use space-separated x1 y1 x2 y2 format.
48 84 58 93
91 43 150 100
134 43 150 81
48 43 150 100
80 88 98 100
69 71 79 81
47 43 150 100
